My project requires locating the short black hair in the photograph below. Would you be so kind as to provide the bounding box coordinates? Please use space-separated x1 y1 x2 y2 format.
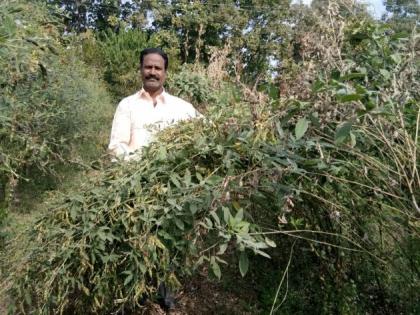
140 48 168 70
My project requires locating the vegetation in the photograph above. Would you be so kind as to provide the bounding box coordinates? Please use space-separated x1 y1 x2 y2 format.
0 0 114 212
1 0 419 314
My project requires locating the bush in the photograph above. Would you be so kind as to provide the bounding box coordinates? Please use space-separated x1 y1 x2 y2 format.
166 64 220 112
8 90 419 314
0 0 114 210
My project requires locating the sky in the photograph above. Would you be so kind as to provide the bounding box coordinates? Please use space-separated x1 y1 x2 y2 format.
293 0 386 18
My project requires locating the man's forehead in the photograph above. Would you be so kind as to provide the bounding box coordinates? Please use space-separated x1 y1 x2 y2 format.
143 53 165 64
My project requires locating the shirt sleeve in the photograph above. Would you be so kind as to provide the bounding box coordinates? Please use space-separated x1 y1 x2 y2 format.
193 107 204 119
186 102 203 119
108 101 132 157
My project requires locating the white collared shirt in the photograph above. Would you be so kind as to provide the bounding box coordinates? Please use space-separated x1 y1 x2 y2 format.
108 89 201 159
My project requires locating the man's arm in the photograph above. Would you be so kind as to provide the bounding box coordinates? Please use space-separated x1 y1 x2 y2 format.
184 100 203 119
108 102 132 158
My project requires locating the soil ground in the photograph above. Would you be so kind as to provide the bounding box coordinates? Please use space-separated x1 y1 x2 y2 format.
145 270 260 315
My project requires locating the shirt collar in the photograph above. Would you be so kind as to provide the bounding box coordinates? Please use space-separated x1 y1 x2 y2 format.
138 88 167 104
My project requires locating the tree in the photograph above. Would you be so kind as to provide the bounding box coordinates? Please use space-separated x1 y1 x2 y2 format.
383 0 419 34
131 0 291 84
47 0 136 32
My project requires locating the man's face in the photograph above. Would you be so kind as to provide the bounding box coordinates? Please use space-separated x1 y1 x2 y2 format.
141 53 166 94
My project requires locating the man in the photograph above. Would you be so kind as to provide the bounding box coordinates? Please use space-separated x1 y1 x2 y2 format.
108 47 201 160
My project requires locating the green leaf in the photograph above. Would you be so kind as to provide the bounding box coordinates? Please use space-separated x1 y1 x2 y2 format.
204 217 213 229
206 175 223 185
215 256 228 265
184 169 191 187
350 132 357 147
312 79 325 92
295 118 309 140
390 53 401 64
72 194 84 203
265 237 276 248
235 208 244 222
196 172 203 182
336 94 362 102
174 218 185 230
232 201 241 210
335 122 352 144
167 198 176 206
331 69 341 80
309 112 320 128
255 249 271 259
254 242 270 249
97 231 107 241
124 273 133 286
189 203 198 215
238 221 250 234
217 243 228 255
81 285 90 296
354 84 368 95
170 174 182 188
168 198 182 210
379 69 390 80
211 260 221 280
196 255 205 266
222 207 231 223
139 263 147 274
157 146 167 160
341 72 366 80
275 121 284 138
210 211 221 226
70 205 79 220
239 251 249 277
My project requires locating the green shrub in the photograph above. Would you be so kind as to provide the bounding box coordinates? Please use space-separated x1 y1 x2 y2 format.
7 86 418 314
7 115 276 313
0 0 114 210
167 65 218 107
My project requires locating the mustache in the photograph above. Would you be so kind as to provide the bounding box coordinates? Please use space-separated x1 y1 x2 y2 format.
145 75 159 80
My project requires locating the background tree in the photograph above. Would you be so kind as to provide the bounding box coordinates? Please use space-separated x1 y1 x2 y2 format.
383 0 419 34
131 0 291 85
47 0 136 32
